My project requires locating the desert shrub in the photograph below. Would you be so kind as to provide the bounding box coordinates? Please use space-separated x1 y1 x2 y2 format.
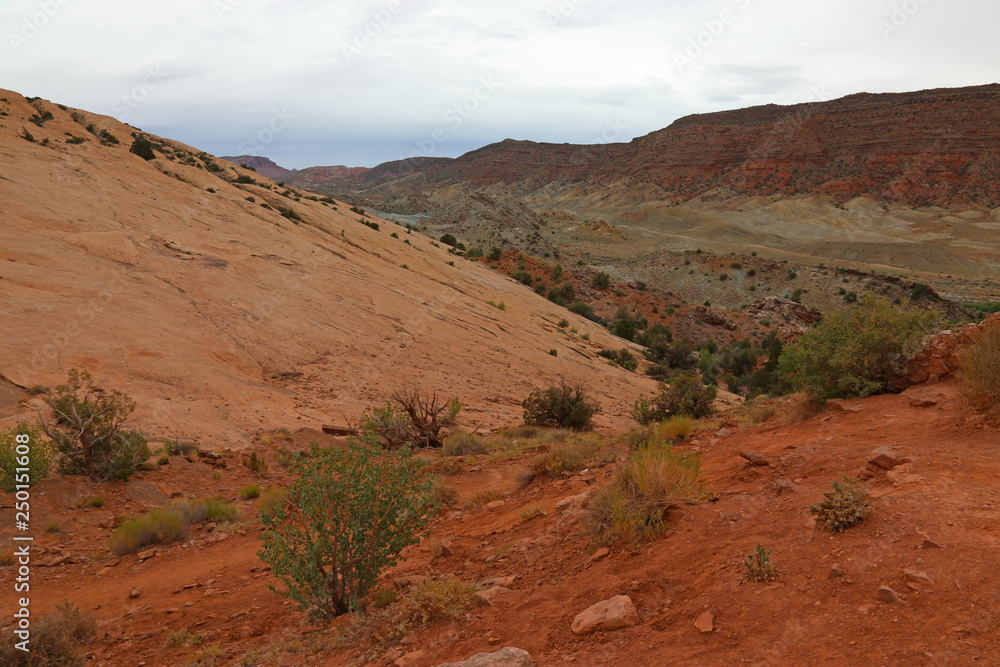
957 319 1000 412
487 247 503 261
259 486 290 514
0 422 54 493
520 506 545 521
512 270 533 285
656 415 693 442
498 425 542 440
522 382 600 431
130 136 156 160
258 438 436 621
547 283 576 306
742 544 777 582
610 307 648 342
0 600 95 666
591 272 612 289
40 369 150 481
442 431 486 456
80 495 105 508
362 390 460 449
586 446 708 546
189 644 221 666
166 628 203 647
779 295 936 400
528 445 588 480
279 207 301 222
349 576 478 652
439 234 458 247
810 476 873 533
419 457 464 477
602 348 637 371
633 372 716 424
240 484 262 499
568 301 596 320
430 479 460 509
487 300 506 310
244 452 269 476
783 391 824 422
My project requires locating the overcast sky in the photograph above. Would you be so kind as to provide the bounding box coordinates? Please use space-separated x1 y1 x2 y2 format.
2 0 997 168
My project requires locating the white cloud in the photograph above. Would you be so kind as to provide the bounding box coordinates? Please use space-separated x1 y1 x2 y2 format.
1 0 996 167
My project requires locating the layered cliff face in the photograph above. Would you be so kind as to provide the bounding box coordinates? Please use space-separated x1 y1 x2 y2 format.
291 84 1000 209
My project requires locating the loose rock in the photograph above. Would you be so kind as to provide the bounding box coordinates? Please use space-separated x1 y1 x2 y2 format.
475 586 511 607
878 586 903 603
694 611 714 633
571 595 639 635
775 479 799 496
436 646 535 667
740 451 770 466
904 569 934 585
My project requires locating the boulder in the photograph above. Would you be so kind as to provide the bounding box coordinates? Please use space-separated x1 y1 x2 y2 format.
436 647 534 667
571 595 639 635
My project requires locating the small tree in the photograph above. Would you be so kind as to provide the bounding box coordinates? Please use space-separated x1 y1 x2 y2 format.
258 438 436 622
38 369 150 481
779 295 936 400
522 381 600 430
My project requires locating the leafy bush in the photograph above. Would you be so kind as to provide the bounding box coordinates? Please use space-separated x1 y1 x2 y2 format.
810 477 873 533
586 446 708 546
0 422 54 493
591 272 611 289
512 270 533 285
130 136 156 160
0 600 95 666
633 372 716 424
258 438 436 621
40 369 150 481
442 431 486 457
522 382 600 431
743 544 777 582
958 318 1000 413
779 295 936 400
610 307 648 342
547 283 576 306
439 234 458 247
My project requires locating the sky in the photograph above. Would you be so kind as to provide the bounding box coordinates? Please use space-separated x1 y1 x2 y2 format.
2 0 997 169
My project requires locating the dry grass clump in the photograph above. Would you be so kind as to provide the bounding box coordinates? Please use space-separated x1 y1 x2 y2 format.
109 497 237 554
465 489 504 510
419 457 464 477
782 391 824 422
810 476 873 533
240 484 262 499
430 479 460 510
349 577 479 653
259 486 290 515
586 446 709 546
958 320 1000 413
442 431 486 457
0 600 96 666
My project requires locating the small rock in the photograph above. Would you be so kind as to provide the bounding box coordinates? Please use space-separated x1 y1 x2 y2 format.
739 451 770 466
775 480 799 496
904 569 934 585
481 576 516 588
922 538 944 550
829 564 843 578
827 399 862 414
716 428 733 438
165 608 179 614
869 447 907 471
878 586 903 604
910 398 938 408
487 636 502 645
475 586 511 607
587 547 610 566
384 648 404 663
394 650 426 667
129 587 141 599
555 493 590 512
393 575 425 591
399 633 418 646
694 611 714 634
437 647 535 667
138 549 156 561
485 500 506 510
571 595 639 635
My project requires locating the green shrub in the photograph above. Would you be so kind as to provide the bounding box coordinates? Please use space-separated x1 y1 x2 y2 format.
779 295 936 400
810 477 873 533
81 495 105 508
108 497 236 554
0 600 95 666
742 544 777 582
958 318 1000 413
442 431 486 456
244 452 268 476
40 369 150 481
568 301 596 320
0 422 54 493
547 283 576 306
512 270 533 286
279 207 301 222
439 233 458 247
610 307 648 342
130 136 156 160
633 372 716 424
522 382 601 431
591 272 611 289
487 300 506 310
240 484 262 499
487 247 503 261
586 446 708 546
258 438 436 621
